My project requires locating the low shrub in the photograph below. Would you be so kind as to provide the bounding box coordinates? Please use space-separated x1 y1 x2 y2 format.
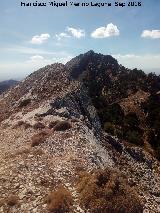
33 148 45 155
33 122 45 130
13 120 31 129
124 112 140 127
155 145 160 161
23 122 32 129
53 121 72 131
6 195 19 206
77 169 143 213
49 121 59 129
31 130 49 147
16 120 25 126
98 103 124 125
0 199 5 207
126 130 144 146
18 98 31 108
104 122 115 135
47 185 73 212
147 129 157 148
15 148 30 156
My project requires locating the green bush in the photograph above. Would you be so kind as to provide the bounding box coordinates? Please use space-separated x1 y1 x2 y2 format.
99 103 124 125
104 122 115 135
147 129 157 148
126 130 143 146
53 121 72 131
115 128 124 139
18 98 31 108
124 113 140 127
155 145 160 161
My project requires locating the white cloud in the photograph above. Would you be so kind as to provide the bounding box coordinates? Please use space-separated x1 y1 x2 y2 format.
141 30 160 39
55 33 70 41
29 55 44 61
54 27 85 41
30 33 50 44
66 27 85 38
91 23 120 38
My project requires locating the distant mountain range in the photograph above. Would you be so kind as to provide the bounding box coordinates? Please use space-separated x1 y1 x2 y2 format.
0 80 19 95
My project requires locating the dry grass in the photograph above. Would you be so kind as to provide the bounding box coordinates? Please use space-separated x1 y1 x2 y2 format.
77 169 143 213
13 120 31 129
6 148 30 159
23 122 32 129
16 120 25 126
53 121 72 132
15 148 30 156
18 98 31 108
32 148 45 155
49 120 59 129
6 195 19 206
33 122 45 130
0 199 5 207
31 130 50 147
34 116 43 122
47 185 73 212
60 132 72 140
13 120 24 129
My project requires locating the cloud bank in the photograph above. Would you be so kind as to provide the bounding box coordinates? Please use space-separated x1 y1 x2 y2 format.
141 30 160 39
91 23 120 38
30 33 50 44
66 27 85 38
55 33 70 41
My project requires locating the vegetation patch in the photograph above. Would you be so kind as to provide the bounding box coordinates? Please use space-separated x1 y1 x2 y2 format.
49 120 59 129
142 93 160 159
31 130 50 147
18 98 31 108
6 195 19 206
47 185 73 212
53 121 72 131
77 168 143 213
99 104 144 146
13 120 31 129
33 122 45 130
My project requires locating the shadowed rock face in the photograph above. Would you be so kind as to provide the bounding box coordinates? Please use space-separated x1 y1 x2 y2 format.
66 50 119 79
0 80 18 95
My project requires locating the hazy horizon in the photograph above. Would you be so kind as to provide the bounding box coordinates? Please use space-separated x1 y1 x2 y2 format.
0 54 160 82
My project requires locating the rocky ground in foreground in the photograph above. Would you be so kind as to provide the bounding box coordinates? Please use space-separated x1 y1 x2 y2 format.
0 94 160 213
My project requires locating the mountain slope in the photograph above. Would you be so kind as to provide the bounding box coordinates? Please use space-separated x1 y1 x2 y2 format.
0 51 160 212
0 80 18 95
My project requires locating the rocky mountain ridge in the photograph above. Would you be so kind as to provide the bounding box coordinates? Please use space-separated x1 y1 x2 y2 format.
0 51 160 212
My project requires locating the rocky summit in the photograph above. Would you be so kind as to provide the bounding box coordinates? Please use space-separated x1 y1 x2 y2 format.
0 51 160 213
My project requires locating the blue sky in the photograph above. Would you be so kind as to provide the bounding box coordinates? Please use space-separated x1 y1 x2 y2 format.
0 0 160 81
